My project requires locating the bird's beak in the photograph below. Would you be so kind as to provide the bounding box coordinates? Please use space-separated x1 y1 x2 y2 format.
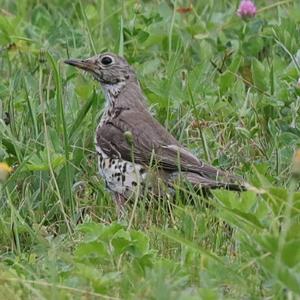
64 58 95 72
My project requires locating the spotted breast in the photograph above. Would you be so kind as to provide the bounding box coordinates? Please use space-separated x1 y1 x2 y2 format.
94 79 148 199
95 144 147 199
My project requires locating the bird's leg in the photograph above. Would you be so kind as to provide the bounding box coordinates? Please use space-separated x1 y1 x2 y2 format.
113 193 126 219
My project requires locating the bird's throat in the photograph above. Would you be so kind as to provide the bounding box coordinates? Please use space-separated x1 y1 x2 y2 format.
98 81 127 126
102 81 126 105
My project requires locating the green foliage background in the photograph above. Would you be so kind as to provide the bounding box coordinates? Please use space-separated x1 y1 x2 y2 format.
0 0 300 299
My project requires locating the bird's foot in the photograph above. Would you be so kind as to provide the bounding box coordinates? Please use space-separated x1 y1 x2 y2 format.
113 193 127 220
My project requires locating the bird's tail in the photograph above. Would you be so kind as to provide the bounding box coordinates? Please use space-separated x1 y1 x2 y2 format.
182 172 265 194
209 181 247 192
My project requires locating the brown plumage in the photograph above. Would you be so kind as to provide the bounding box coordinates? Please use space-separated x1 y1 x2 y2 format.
65 52 246 209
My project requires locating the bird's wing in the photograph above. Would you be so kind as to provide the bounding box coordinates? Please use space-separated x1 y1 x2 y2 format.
96 108 237 182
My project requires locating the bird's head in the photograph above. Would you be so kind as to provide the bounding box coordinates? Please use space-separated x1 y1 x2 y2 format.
64 52 135 85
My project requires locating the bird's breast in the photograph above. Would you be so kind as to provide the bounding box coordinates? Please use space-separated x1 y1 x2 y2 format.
96 144 147 197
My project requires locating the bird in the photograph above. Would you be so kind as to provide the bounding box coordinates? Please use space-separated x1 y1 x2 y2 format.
64 52 247 211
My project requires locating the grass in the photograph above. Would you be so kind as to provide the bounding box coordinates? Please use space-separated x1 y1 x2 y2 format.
0 0 300 299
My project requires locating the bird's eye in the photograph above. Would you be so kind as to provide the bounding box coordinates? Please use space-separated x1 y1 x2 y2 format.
101 56 113 65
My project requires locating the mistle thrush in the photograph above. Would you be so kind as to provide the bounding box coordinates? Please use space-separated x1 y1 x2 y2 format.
65 53 247 209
